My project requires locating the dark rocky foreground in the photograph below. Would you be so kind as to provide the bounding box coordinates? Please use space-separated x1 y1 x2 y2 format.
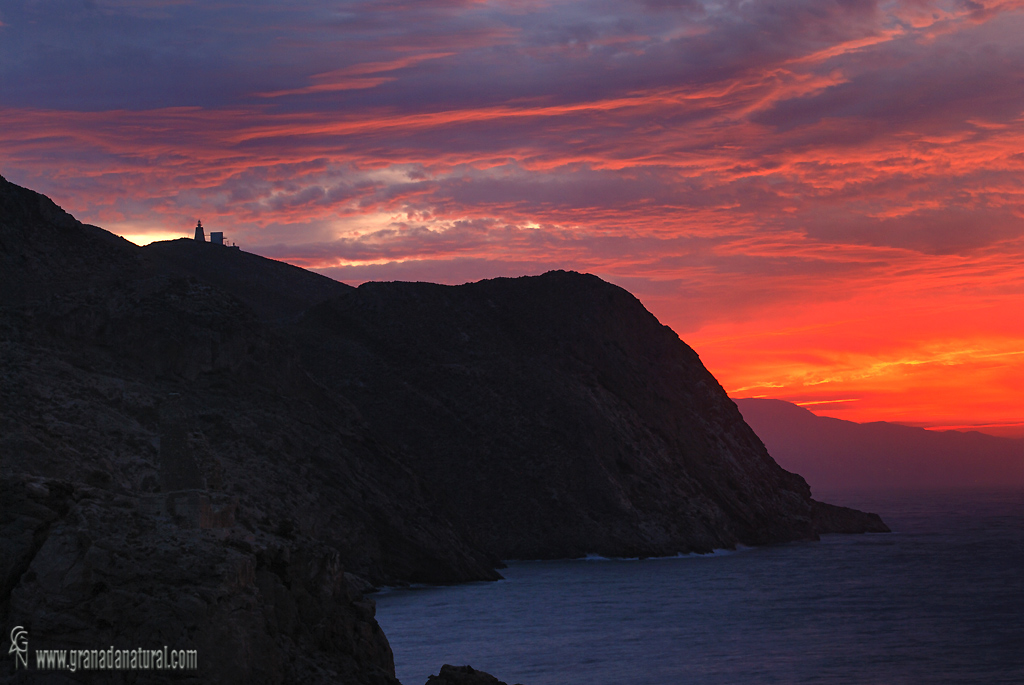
425 665 521 685
0 175 886 683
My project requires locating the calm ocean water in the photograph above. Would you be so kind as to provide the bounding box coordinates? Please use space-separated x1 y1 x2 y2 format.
375 491 1024 685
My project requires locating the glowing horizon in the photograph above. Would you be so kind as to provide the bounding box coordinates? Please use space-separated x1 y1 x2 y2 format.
2 0 1022 435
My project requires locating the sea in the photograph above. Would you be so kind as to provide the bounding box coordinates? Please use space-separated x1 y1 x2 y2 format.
374 491 1024 685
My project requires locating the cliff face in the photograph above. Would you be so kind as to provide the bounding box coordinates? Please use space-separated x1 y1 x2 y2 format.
297 275 886 560
0 174 886 684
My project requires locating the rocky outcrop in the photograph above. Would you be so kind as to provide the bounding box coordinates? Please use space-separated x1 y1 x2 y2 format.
425 664 521 685
1 474 399 684
810 500 889 534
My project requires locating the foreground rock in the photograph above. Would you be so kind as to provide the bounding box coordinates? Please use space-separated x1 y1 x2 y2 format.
811 500 889 534
1 475 398 684
425 664 522 685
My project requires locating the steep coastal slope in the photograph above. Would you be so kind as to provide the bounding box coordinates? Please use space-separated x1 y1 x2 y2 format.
736 398 1024 492
297 277 887 560
1 174 886 683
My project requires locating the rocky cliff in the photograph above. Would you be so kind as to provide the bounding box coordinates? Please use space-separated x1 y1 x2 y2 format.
296 275 887 560
0 174 886 683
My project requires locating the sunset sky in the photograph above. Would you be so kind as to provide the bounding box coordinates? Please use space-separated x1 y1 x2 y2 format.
2 0 1023 435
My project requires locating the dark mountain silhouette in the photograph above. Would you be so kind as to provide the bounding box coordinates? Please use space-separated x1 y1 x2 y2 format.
0 174 886 684
735 398 1024 492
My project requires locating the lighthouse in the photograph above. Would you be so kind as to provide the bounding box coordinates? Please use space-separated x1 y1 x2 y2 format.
193 220 205 242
